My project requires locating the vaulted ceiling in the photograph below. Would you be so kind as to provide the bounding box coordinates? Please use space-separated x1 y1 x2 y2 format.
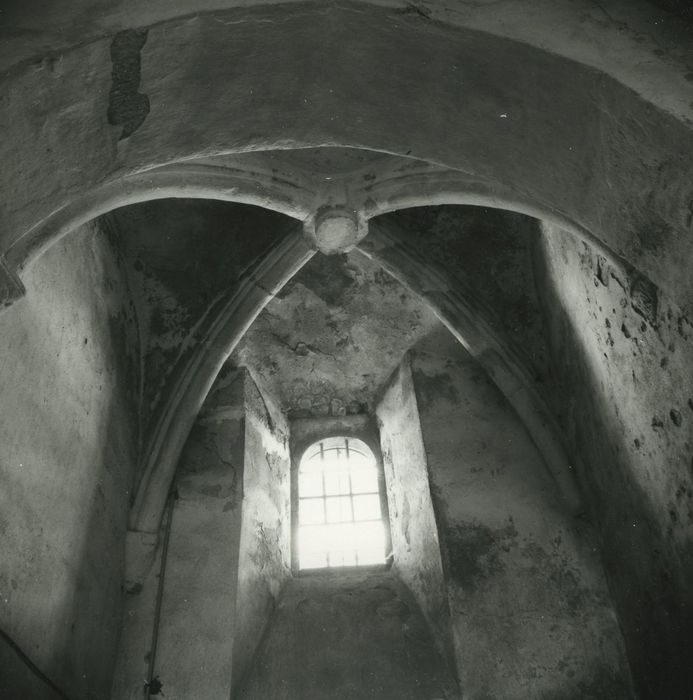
3 2 693 696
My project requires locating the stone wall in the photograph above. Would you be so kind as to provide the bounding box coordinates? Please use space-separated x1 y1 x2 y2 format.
410 330 634 699
376 359 456 680
537 224 693 696
111 367 290 698
232 371 292 693
108 199 291 432
0 223 139 698
143 368 245 698
236 571 459 700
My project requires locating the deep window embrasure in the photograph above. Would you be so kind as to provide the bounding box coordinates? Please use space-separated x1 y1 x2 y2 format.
296 436 388 570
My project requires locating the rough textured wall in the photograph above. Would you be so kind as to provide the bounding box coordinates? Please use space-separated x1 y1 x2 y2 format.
0 223 139 698
111 371 245 700
537 225 693 697
232 372 292 693
112 367 287 698
4 2 693 320
376 358 457 680
377 207 549 379
236 570 459 700
146 368 245 698
231 249 439 419
648 0 693 21
110 538 163 700
290 415 379 459
0 649 64 700
106 199 293 431
411 328 634 700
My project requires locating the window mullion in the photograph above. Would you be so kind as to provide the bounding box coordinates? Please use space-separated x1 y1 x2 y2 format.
297 436 387 571
321 469 327 526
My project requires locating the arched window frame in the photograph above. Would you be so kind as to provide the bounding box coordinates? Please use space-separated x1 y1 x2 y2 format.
290 417 392 574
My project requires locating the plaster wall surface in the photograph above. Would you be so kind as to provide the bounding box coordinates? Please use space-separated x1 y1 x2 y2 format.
410 329 634 699
236 570 459 700
108 199 291 432
0 223 139 698
376 357 456 679
144 369 245 698
232 249 439 419
537 225 693 697
375 207 549 380
0 649 64 700
2 0 692 127
112 367 289 698
3 3 693 316
290 414 378 456
110 540 163 700
232 372 292 693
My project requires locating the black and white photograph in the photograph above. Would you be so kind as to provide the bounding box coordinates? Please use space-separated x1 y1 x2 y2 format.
1 1 692 698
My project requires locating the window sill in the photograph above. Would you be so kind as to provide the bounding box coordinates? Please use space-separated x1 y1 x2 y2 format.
292 558 393 579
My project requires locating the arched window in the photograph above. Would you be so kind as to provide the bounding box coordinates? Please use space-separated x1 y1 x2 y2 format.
296 436 388 570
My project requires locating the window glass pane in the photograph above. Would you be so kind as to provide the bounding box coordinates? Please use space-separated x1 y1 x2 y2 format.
353 494 381 521
324 470 350 496
329 550 356 567
325 496 352 523
353 521 385 548
297 437 387 570
300 453 323 472
322 451 344 471
299 472 323 498
339 472 351 493
299 498 324 525
350 468 378 494
358 548 385 566
300 551 327 570
299 525 328 553
326 522 351 551
346 451 371 470
324 497 340 524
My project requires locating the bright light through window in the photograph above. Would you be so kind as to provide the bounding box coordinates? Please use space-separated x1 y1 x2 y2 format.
298 437 387 570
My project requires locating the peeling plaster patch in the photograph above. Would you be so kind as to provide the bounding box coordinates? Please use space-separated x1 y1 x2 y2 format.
540 225 693 695
107 200 291 430
232 250 439 418
108 29 150 140
176 420 240 506
278 253 357 306
630 274 658 326
376 206 549 378
399 2 433 19
0 256 26 309
411 369 460 409
520 538 597 616
445 520 518 591
250 522 281 571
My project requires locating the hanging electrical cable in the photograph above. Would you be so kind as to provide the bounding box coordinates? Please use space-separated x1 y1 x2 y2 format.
144 488 177 698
